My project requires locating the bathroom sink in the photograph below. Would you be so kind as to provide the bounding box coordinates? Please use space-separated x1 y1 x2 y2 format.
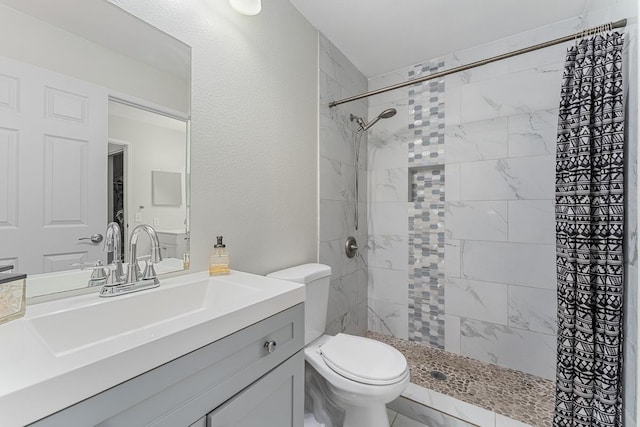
28 275 262 356
0 270 305 427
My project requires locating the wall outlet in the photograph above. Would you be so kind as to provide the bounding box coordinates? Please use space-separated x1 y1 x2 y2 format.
135 213 143 223
153 218 160 227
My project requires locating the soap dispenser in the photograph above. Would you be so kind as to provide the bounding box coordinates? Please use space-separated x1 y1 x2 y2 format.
209 236 230 276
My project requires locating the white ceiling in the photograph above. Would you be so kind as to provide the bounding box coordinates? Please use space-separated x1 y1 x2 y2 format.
289 0 590 77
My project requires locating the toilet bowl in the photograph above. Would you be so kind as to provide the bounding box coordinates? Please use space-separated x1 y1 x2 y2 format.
267 264 409 427
306 334 409 427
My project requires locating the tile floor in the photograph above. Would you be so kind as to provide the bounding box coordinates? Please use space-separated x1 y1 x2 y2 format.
369 332 554 426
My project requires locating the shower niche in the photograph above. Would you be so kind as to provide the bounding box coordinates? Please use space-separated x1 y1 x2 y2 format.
408 165 444 204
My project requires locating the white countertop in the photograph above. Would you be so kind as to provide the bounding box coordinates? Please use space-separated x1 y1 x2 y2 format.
0 270 305 427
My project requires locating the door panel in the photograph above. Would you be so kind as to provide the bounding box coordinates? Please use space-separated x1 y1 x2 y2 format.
0 56 108 274
0 127 18 227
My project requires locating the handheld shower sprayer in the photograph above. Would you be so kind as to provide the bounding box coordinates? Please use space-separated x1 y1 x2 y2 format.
349 108 397 232
350 108 397 132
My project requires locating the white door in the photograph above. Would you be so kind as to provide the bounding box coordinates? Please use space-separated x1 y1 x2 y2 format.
0 56 108 274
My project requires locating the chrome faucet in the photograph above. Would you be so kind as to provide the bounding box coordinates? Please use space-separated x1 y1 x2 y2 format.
104 222 124 285
126 224 163 283
99 224 163 297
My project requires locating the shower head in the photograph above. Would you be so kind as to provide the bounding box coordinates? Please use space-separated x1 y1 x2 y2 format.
351 108 397 132
378 108 397 119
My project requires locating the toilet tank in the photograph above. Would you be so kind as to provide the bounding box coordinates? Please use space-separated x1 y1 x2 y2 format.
267 263 331 345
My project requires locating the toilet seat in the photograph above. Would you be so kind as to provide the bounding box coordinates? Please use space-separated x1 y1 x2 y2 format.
318 333 408 385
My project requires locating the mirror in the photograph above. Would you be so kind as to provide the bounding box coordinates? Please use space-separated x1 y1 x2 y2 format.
0 0 191 299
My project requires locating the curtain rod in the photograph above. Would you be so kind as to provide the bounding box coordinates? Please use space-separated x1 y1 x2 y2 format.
329 18 628 108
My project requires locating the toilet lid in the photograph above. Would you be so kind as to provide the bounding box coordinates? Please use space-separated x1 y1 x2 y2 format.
319 334 408 385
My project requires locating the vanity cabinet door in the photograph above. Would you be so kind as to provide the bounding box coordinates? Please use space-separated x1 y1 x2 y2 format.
29 304 304 427
207 351 303 427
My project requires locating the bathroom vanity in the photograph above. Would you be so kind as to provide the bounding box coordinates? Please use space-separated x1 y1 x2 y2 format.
0 271 305 427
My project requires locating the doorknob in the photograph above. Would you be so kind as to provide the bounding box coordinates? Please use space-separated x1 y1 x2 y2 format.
79 233 104 244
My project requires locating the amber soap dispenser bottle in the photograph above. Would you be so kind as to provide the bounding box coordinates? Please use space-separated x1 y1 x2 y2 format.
209 236 230 276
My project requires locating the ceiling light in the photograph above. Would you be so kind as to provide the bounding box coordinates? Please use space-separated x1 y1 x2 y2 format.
229 0 261 15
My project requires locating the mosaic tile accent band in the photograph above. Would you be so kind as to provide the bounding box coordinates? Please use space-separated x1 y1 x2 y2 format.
407 59 446 348
408 59 445 166
408 166 445 347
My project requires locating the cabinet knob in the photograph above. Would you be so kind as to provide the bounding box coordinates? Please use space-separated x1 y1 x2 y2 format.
264 340 277 354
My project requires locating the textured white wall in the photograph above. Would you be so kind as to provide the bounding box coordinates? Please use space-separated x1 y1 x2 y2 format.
110 0 319 274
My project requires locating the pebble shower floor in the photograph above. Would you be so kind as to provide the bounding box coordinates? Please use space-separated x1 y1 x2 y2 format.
368 332 554 426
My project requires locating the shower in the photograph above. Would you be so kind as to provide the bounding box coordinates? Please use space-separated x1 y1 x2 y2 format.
350 108 396 232
351 108 397 132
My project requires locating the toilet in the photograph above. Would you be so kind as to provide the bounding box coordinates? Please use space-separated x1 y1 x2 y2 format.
267 263 409 427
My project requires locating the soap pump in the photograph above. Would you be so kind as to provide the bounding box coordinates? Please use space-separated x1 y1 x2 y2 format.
209 236 230 276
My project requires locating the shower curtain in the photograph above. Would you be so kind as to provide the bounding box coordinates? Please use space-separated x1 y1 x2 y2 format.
554 31 625 427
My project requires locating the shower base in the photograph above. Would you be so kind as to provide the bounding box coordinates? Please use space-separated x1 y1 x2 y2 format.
368 331 554 427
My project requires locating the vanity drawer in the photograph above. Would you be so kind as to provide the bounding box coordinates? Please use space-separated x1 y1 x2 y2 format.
31 303 304 427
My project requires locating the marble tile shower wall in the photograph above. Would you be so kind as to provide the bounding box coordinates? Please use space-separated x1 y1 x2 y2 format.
367 17 598 380
367 65 413 340
318 34 369 336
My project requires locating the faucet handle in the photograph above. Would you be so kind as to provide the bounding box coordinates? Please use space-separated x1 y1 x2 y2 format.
141 259 159 283
72 260 107 278
72 260 108 286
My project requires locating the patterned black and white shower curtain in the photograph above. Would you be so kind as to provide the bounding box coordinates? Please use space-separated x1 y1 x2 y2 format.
554 31 625 427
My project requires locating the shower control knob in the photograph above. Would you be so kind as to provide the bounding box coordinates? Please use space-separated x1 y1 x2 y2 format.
345 236 358 258
264 340 277 354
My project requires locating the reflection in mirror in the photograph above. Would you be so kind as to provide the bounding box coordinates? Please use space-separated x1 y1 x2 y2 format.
0 0 191 300
152 171 184 207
